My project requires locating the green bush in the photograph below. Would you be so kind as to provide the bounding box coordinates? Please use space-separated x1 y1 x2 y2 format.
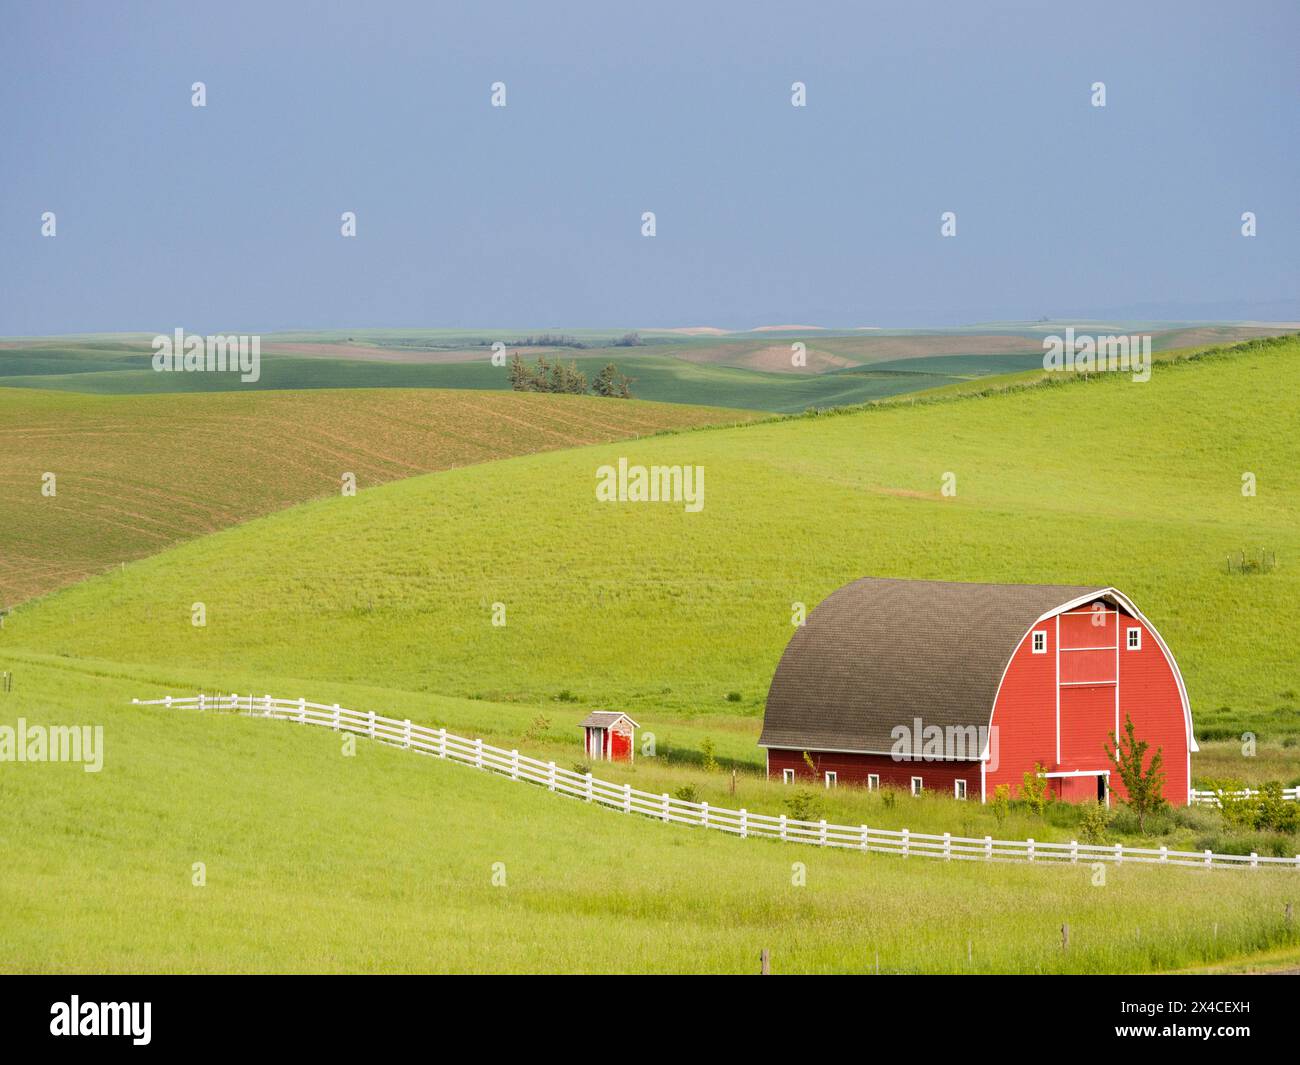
783 789 825 823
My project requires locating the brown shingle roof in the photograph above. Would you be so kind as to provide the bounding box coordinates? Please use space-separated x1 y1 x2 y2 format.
578 711 638 729
759 577 1108 755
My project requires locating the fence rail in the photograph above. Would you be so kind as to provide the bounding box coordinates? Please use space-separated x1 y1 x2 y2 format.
1191 787 1299 806
133 693 1300 873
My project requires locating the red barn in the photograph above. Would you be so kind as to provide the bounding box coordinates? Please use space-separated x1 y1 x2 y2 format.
759 578 1195 806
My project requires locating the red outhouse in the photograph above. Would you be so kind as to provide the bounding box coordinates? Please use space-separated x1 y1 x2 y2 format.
759 578 1196 806
579 711 638 763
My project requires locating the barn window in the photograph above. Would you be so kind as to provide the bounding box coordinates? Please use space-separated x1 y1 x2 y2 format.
867 773 880 791
1126 626 1142 650
911 776 923 796
824 771 838 788
782 768 794 784
1031 630 1047 654
954 779 967 800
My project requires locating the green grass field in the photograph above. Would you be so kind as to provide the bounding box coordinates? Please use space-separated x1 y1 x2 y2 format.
2 662 1297 975
8 323 1287 412
3 334 1298 973
7 336 1295 730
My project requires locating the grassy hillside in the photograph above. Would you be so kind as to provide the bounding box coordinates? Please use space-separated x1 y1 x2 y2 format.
2 663 1296 974
0 387 757 605
5 337 1297 739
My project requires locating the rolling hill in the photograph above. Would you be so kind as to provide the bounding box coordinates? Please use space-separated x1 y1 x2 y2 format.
0 387 758 605
4 336 1296 740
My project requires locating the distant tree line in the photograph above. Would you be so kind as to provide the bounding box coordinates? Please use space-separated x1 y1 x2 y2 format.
508 354 633 398
483 331 646 350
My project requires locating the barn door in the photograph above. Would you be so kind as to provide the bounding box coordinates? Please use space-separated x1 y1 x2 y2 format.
1057 606 1118 767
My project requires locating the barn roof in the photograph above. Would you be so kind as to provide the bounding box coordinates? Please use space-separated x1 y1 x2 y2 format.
759 578 1109 755
578 711 638 729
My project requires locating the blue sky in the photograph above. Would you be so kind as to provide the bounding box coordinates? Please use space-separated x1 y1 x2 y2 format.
1 0 1296 334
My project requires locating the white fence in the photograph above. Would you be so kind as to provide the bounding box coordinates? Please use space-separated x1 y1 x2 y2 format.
133 693 1300 873
1191 787 1299 807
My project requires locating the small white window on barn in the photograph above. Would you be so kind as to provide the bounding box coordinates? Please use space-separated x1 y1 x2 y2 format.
824 771 837 789
954 779 967 800
782 768 795 784
911 776 923 796
1032 630 1047 654
867 773 880 791
1127 626 1142 650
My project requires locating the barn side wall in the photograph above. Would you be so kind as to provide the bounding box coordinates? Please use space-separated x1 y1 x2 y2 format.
766 748 981 798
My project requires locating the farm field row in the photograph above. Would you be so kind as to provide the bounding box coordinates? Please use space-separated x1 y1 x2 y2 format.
0 387 758 605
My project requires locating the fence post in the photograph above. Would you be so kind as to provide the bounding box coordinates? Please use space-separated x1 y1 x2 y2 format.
1251 852 1259 870
586 772 594 802
779 813 787 842
199 692 206 712
1115 842 1123 865
298 696 306 723
331 703 340 730
740 808 748 838
1070 840 1078 863
701 801 709 828
165 695 172 709
510 749 519 779
861 824 869 853
438 727 447 758
902 828 910 858
548 761 556 791
405 720 412 749
475 738 483 769
624 783 632 814
1205 849 1212 868
1160 845 1168 863
943 832 951 860
1028 838 1035 863
368 711 376 739
985 835 992 860
661 793 670 822
819 819 828 847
